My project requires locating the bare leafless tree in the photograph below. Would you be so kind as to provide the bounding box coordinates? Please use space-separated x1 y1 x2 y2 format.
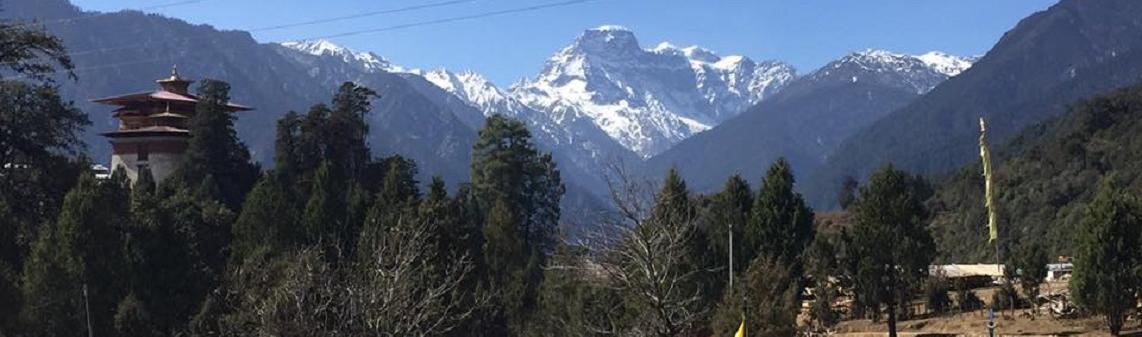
583 162 707 337
225 215 489 337
346 215 489 337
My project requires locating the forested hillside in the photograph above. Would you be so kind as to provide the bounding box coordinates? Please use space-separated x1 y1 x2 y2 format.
930 85 1142 263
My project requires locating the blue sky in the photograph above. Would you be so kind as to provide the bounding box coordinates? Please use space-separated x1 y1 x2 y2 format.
70 0 1058 86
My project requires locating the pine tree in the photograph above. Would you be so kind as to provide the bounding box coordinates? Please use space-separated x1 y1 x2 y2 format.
705 175 753 278
481 197 527 335
179 79 259 210
274 111 303 184
20 173 130 337
1070 178 1141 336
711 257 798 337
231 173 299 261
847 164 934 337
470 115 564 336
303 162 345 259
326 82 376 182
0 80 88 281
1012 240 1048 315
748 158 814 267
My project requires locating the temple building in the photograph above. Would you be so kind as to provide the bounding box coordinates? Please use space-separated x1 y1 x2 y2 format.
93 67 252 183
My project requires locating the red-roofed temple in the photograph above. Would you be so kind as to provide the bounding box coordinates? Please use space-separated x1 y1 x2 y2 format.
93 67 252 183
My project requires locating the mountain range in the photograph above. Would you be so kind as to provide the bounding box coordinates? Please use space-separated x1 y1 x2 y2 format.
274 26 975 199
804 0 1142 208
10 0 1140 220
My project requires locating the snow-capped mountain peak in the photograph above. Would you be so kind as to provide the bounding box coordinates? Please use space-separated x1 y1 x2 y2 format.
280 39 404 73
916 51 975 76
815 49 975 94
512 26 798 158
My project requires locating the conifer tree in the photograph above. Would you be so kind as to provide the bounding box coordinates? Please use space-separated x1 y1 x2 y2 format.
121 167 187 334
326 82 376 182
303 162 345 258
20 173 130 337
1070 178 1141 336
847 164 934 337
0 80 88 278
748 158 814 267
711 257 798 337
1012 240 1048 315
481 197 528 335
470 115 564 336
231 173 299 261
180 79 259 210
706 175 753 278
274 111 303 183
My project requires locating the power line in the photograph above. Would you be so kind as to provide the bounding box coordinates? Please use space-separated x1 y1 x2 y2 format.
249 0 478 32
300 0 598 40
49 0 486 59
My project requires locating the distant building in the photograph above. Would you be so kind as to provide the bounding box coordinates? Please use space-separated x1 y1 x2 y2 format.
92 67 252 183
1046 263 1073 281
91 164 111 180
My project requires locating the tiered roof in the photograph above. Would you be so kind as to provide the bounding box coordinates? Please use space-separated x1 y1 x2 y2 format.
94 67 252 138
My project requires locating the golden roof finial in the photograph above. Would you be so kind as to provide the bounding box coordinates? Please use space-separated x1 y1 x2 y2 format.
162 65 183 82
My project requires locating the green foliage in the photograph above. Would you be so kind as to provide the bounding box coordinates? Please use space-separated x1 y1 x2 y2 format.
0 80 88 281
1012 240 1048 308
534 243 625 337
846 164 935 337
805 234 841 328
231 173 299 261
179 79 259 210
748 158 815 267
114 293 161 337
302 162 346 259
470 115 564 336
326 82 376 182
705 175 753 277
1069 178 1141 336
0 22 73 82
19 173 130 337
711 257 798 337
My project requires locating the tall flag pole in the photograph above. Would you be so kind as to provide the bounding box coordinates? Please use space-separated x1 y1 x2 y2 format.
979 118 1001 272
729 223 734 290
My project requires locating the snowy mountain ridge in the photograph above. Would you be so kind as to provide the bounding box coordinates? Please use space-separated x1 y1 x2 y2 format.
820 49 976 94
508 26 799 158
279 32 974 185
280 39 411 74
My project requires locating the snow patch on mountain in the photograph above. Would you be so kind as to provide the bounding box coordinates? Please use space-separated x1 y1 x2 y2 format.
916 51 975 76
510 26 798 158
281 39 411 73
816 49 975 94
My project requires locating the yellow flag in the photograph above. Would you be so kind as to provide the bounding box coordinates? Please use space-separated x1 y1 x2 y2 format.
979 118 998 243
734 319 745 337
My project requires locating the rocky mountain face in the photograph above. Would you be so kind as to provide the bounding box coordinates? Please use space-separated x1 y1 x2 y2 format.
275 26 806 196
644 49 974 194
511 25 798 158
806 0 1142 208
